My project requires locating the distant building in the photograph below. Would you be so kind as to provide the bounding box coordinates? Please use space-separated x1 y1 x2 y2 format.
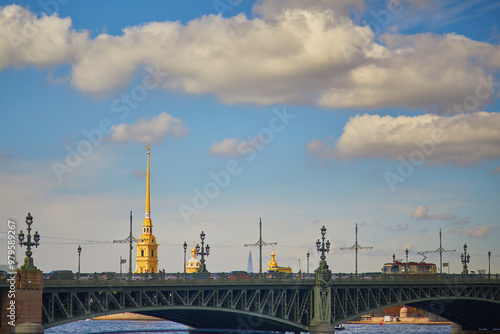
135 146 159 273
247 249 253 273
268 249 292 273
186 245 200 273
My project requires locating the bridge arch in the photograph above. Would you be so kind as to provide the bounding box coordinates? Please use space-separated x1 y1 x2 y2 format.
407 297 500 330
333 296 500 331
45 306 307 332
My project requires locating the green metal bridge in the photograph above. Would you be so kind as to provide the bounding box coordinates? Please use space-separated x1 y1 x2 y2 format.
40 273 500 333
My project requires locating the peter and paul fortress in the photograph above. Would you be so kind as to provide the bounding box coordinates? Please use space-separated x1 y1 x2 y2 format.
135 146 159 273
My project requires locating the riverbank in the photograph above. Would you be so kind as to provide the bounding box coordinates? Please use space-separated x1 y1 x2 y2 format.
93 312 163 321
347 316 451 325
94 313 452 326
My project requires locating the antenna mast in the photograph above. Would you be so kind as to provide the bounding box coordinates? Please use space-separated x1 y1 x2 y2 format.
244 218 277 275
340 223 373 275
113 211 138 276
419 229 456 273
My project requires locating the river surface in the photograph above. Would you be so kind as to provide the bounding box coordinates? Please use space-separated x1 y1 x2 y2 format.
44 320 452 334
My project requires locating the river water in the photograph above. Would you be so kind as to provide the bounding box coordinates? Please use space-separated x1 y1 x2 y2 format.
44 320 452 334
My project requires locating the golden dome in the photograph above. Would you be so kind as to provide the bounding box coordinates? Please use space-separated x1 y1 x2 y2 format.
186 246 200 273
267 249 292 273
268 250 278 270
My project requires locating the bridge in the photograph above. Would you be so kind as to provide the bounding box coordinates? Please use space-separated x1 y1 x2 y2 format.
2 271 500 334
2 219 500 334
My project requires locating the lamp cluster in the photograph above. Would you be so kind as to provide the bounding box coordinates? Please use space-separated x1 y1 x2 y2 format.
316 225 331 262
18 213 41 270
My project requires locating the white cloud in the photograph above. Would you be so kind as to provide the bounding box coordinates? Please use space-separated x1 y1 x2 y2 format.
307 138 337 160
0 5 86 70
411 204 457 220
1 4 500 109
308 112 500 166
208 137 268 157
252 0 365 21
108 112 189 144
448 225 492 239
491 167 500 174
208 138 241 157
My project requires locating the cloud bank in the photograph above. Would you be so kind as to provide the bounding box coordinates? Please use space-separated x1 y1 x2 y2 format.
1 3 499 109
448 225 492 239
308 112 500 166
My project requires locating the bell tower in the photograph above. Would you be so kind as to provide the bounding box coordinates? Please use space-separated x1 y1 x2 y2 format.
135 146 159 273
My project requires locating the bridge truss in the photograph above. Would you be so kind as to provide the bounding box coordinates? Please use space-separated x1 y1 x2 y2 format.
40 276 500 332
331 280 500 330
41 282 312 332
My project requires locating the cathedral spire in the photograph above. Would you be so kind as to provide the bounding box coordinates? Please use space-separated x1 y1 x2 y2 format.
143 146 152 228
135 145 158 274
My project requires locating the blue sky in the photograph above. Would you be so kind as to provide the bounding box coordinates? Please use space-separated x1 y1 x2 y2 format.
1 0 500 275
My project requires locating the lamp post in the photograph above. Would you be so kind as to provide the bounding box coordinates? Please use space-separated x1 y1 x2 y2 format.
77 245 82 277
307 251 310 275
315 226 331 284
461 244 470 275
488 251 491 278
18 213 40 270
405 248 409 274
196 231 210 273
183 241 187 275
316 226 331 262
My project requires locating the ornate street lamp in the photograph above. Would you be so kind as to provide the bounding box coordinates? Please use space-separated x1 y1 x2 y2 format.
18 213 40 270
196 231 210 273
183 241 187 275
307 251 310 275
316 226 330 261
461 244 470 275
405 248 409 274
315 226 332 285
488 251 491 278
77 245 82 277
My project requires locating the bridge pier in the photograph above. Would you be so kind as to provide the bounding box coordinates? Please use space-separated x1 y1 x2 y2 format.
309 286 334 333
309 322 335 333
0 270 44 334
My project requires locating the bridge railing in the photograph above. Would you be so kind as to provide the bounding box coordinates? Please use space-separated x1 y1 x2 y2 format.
332 272 500 283
40 271 318 287
3 271 497 286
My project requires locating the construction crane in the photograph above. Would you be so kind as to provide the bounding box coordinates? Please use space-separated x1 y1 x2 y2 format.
113 211 137 276
244 218 277 275
340 223 373 275
419 229 456 274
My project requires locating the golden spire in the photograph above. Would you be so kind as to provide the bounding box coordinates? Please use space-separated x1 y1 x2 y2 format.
143 146 152 227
